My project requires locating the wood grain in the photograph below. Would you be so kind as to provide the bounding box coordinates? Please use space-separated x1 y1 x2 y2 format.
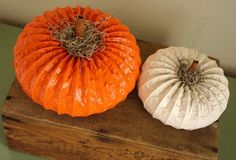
1 40 219 160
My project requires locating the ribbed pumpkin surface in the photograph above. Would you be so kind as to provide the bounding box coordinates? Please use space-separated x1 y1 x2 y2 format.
14 6 141 117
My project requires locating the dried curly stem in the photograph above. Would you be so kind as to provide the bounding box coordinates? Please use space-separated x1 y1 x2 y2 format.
49 15 105 59
177 60 204 87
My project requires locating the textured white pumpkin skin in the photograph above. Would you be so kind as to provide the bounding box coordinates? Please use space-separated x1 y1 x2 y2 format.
138 47 229 130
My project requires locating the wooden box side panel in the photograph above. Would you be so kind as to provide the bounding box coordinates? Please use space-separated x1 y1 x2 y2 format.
2 78 219 160
2 114 207 160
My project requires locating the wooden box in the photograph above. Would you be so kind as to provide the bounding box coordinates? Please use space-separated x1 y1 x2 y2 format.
1 41 218 160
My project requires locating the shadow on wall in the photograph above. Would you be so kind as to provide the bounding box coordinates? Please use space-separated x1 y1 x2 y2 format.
0 18 23 28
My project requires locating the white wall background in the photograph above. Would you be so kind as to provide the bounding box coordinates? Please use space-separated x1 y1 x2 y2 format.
0 0 235 76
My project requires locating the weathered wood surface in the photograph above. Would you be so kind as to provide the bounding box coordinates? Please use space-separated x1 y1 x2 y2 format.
1 40 219 160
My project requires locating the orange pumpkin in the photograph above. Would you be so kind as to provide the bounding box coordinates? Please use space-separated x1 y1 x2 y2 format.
14 6 141 117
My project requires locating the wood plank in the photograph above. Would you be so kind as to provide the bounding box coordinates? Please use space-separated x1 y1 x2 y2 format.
1 40 219 160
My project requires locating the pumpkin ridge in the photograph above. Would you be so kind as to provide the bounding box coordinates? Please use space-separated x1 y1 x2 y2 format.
83 59 102 111
53 8 71 22
105 46 138 67
42 55 72 112
202 74 228 82
80 60 93 115
103 24 129 33
30 53 67 102
106 43 140 64
20 47 63 62
94 54 124 103
85 9 101 21
159 50 180 66
19 51 66 91
199 83 227 108
64 58 81 115
57 57 75 115
105 31 135 38
43 11 61 25
72 6 82 17
102 49 134 77
15 42 60 58
157 53 178 68
15 41 61 58
67 59 84 115
19 48 65 76
71 59 85 116
18 34 53 43
139 74 177 90
198 85 221 114
99 52 128 86
81 7 92 18
141 68 175 77
21 33 53 39
179 86 191 129
105 38 137 50
22 26 50 34
64 7 76 22
59 7 74 22
193 85 212 126
156 82 183 124
144 60 175 70
83 60 101 115
203 79 229 94
143 79 179 105
92 54 110 106
152 81 182 118
164 85 185 126
102 50 132 79
16 47 64 70
101 50 137 93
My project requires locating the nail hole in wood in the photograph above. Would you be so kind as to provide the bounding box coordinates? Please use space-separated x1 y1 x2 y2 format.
6 96 12 100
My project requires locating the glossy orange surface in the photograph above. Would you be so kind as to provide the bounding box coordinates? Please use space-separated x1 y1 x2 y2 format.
14 6 141 117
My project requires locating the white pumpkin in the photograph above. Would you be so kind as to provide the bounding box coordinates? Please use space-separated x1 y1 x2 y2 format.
138 47 229 130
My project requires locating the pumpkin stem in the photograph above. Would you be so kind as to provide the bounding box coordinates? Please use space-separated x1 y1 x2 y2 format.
49 15 105 59
188 60 199 72
177 60 203 87
75 16 85 37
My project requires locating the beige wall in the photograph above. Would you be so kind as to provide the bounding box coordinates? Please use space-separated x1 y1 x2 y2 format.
0 0 235 76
